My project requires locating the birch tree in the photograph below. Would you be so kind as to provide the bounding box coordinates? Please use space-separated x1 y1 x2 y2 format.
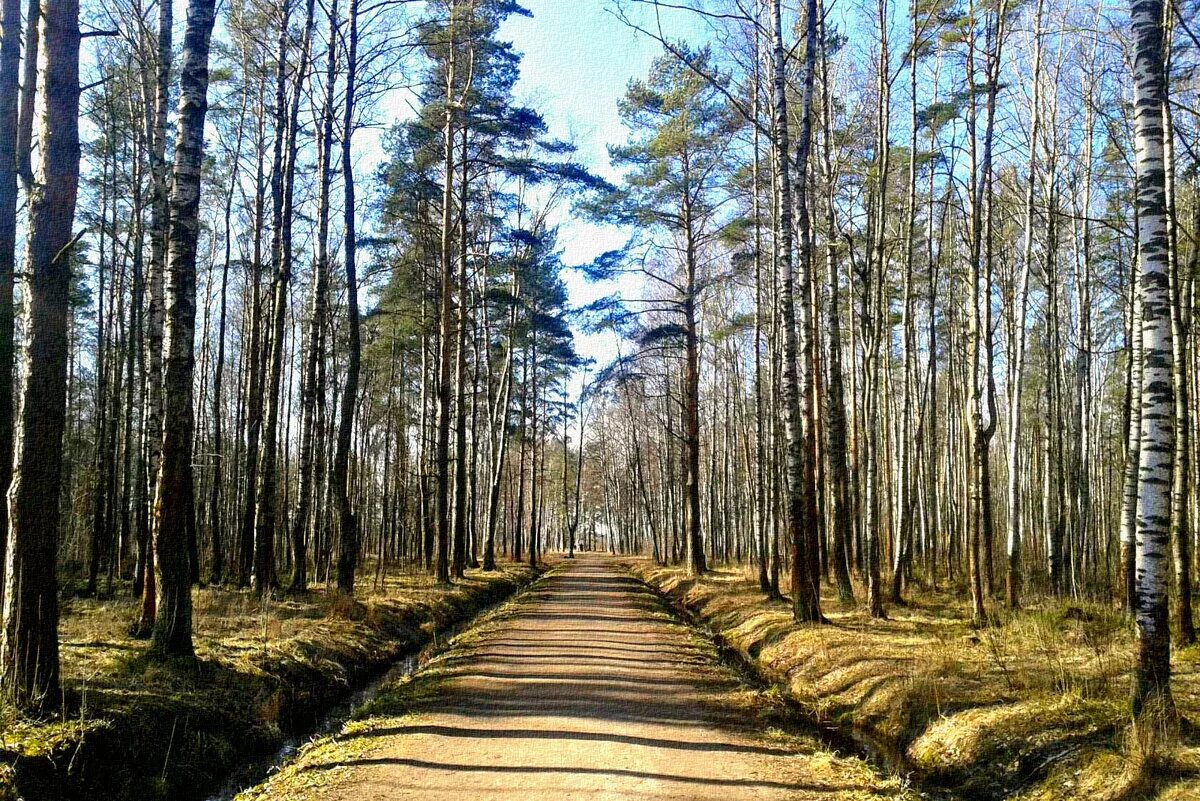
151 0 219 657
1128 0 1175 717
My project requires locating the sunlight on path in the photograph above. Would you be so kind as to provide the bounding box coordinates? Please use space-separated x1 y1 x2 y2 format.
252 555 909 801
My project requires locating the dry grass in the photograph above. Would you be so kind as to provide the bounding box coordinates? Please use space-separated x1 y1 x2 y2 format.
236 558 919 801
626 558 1200 801
0 561 537 801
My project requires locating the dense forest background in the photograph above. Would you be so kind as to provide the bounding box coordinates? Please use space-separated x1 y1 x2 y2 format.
0 0 1194 728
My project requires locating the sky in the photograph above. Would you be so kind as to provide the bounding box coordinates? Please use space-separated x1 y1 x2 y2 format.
139 0 711 400
494 0 709 376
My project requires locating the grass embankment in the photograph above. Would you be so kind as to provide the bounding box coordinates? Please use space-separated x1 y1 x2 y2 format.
625 559 1200 801
233 557 915 801
230 581 552 801
0 563 537 801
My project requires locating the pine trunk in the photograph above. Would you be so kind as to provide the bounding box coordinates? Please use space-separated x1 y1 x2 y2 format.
0 0 79 708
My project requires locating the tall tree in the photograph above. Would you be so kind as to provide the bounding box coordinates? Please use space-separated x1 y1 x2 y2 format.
1127 0 1175 717
593 50 737 577
292 0 338 593
151 0 219 657
0 0 19 580
334 0 362 595
1005 0 1043 609
0 0 80 708
770 0 822 622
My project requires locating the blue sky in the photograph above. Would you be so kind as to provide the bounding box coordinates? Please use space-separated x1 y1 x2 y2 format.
357 0 711 380
499 0 708 372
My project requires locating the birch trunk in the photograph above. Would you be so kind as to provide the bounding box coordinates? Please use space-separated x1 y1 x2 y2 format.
1128 0 1175 716
151 0 217 657
770 0 821 623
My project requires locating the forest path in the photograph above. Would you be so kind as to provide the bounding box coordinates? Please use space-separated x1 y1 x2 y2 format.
260 554 906 801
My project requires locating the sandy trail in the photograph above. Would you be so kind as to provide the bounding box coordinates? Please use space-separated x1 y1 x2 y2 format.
261 554 905 801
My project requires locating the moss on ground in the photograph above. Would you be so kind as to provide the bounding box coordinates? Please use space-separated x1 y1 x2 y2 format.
0 563 537 801
625 558 1200 801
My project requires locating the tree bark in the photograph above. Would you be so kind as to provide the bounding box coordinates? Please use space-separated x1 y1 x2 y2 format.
770 0 821 623
434 6 457 584
151 0 218 657
1128 0 1175 717
452 124 469 578
1006 0 1043 609
334 0 361 595
682 186 706 577
0 0 20 585
817 0 854 604
0 0 79 709
1162 75 1195 645
293 0 337 593
135 0 172 635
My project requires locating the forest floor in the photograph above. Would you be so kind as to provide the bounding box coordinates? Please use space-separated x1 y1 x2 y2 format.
0 562 536 801
237 553 913 801
627 559 1200 801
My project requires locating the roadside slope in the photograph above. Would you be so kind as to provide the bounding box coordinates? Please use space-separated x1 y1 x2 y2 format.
627 559 1200 801
239 554 911 801
0 565 536 801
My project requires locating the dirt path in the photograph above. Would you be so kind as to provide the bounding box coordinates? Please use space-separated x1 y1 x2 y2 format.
245 555 909 801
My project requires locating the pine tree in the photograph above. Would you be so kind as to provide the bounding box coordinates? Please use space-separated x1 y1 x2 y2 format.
0 0 81 708
586 48 738 577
